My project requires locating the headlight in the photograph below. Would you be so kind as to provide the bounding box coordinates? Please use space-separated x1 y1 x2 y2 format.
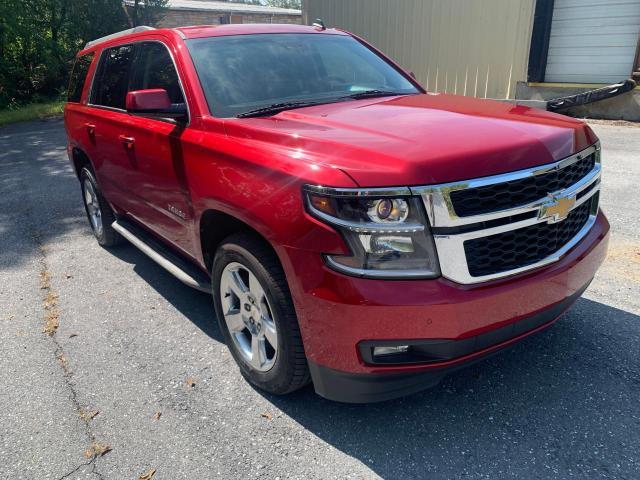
304 186 440 278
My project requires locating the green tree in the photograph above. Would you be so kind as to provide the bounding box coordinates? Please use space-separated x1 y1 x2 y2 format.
124 0 169 27
263 0 301 8
0 0 168 109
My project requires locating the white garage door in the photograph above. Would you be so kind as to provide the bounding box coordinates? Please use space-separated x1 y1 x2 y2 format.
545 0 640 83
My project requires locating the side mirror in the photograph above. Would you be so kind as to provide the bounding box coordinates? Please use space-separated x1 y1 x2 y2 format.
126 89 187 121
409 71 416 79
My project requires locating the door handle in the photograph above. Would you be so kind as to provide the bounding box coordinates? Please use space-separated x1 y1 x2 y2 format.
118 135 135 149
84 123 96 135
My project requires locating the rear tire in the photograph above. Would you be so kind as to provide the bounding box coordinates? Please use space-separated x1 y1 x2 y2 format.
80 167 122 247
212 233 310 395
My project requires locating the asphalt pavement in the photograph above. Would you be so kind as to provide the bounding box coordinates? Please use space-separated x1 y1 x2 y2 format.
0 118 638 480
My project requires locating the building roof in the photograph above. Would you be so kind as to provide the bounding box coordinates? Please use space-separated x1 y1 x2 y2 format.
160 0 301 15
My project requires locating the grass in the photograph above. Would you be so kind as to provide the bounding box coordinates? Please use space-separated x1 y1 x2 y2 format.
0 99 65 127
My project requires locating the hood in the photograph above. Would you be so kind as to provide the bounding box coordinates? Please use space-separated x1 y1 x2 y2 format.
223 93 598 187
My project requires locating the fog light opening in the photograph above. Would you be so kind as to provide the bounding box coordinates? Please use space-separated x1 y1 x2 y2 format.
373 345 410 358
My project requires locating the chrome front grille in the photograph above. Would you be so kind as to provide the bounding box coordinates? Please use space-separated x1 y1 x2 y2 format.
412 143 601 284
449 154 596 217
463 195 596 277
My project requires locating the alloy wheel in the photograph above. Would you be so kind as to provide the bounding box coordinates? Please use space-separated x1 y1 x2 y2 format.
83 179 103 237
219 262 278 372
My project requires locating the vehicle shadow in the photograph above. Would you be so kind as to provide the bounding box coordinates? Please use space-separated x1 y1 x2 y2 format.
0 118 83 270
259 297 640 479
99 240 639 477
105 243 223 342
103 243 640 477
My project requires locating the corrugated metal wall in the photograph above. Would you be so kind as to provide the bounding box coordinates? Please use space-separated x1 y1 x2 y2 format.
302 0 535 99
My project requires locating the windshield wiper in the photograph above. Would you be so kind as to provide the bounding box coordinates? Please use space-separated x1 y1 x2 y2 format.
342 90 408 99
237 100 330 118
236 91 409 118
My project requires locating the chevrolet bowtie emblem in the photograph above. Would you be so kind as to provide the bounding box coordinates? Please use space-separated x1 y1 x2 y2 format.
538 193 576 224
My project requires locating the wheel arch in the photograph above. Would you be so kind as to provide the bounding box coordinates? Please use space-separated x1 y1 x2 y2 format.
199 208 282 273
70 146 93 178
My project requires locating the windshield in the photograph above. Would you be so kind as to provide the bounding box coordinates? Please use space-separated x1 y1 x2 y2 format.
186 33 420 118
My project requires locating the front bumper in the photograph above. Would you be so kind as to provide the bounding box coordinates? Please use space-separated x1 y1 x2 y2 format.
281 211 609 403
309 282 588 403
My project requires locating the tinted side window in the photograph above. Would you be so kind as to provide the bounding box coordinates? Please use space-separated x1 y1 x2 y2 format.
131 42 184 104
68 53 94 103
92 45 135 109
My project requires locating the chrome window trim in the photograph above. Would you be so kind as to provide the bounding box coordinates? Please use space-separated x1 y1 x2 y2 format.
87 39 191 126
86 104 127 114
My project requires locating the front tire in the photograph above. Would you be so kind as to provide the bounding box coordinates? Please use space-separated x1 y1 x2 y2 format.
212 233 310 395
80 167 122 247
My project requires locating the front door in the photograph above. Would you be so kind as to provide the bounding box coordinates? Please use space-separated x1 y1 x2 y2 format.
115 40 195 257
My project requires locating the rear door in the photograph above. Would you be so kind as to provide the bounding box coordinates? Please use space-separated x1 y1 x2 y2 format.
85 43 140 214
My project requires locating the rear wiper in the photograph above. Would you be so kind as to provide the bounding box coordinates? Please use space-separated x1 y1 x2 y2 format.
342 90 407 99
237 100 329 118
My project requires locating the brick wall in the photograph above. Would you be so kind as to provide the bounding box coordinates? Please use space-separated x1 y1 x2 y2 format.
157 10 302 28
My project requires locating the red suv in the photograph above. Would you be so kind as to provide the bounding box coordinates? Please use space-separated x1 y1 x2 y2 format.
64 24 609 403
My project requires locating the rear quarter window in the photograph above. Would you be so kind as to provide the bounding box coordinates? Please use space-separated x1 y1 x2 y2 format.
67 53 94 103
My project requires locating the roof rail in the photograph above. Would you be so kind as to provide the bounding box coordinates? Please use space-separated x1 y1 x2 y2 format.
84 26 155 50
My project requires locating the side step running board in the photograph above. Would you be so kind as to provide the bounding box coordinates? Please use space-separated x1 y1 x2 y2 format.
112 219 211 293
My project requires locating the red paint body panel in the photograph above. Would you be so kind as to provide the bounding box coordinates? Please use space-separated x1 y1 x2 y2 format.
223 95 598 187
283 212 609 373
64 25 609 388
